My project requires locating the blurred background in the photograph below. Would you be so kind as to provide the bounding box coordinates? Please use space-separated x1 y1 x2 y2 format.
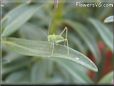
1 0 114 84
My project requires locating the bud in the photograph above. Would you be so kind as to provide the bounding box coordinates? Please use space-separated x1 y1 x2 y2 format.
0 0 4 7
54 0 58 9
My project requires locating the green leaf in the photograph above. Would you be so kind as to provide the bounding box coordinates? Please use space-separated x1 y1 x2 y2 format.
55 62 72 83
89 18 113 51
104 16 114 23
0 58 2 82
97 8 113 20
5 70 30 83
19 23 47 40
31 60 50 83
2 57 33 75
2 52 22 64
68 34 87 54
64 20 101 62
53 58 93 83
45 73 65 84
31 59 65 84
1 4 44 37
98 71 113 84
2 38 98 72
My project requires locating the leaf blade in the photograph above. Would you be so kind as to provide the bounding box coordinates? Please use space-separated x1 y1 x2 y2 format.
64 20 101 62
104 16 114 23
1 4 43 37
2 38 98 72
53 58 93 83
89 18 113 51
98 71 113 84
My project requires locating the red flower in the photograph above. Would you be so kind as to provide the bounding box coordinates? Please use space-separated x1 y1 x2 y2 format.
87 41 113 81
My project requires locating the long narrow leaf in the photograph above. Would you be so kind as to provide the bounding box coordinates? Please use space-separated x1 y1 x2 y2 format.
89 18 113 51
98 71 113 84
1 4 45 37
53 58 93 83
104 16 114 23
64 20 101 62
5 70 30 83
2 38 98 72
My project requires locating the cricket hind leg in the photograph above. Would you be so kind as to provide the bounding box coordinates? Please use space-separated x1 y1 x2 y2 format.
60 27 67 36
51 42 55 56
64 39 69 55
60 27 69 55
65 27 69 55
67 40 69 55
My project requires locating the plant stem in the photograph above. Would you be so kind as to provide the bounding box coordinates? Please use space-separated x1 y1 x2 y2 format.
48 0 64 35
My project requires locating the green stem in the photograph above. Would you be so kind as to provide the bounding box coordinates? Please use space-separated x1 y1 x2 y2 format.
48 0 64 35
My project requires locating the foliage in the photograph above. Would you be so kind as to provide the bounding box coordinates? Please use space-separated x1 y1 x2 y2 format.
1 0 113 85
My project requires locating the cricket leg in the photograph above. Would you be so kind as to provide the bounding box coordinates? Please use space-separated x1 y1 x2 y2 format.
60 27 67 36
66 39 69 55
65 27 69 55
60 27 69 55
64 39 69 55
63 27 69 55
51 42 55 56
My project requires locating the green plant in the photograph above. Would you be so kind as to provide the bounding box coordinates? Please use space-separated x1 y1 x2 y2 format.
1 0 113 84
104 16 114 23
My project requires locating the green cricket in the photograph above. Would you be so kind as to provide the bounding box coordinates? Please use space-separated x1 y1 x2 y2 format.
48 27 69 56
